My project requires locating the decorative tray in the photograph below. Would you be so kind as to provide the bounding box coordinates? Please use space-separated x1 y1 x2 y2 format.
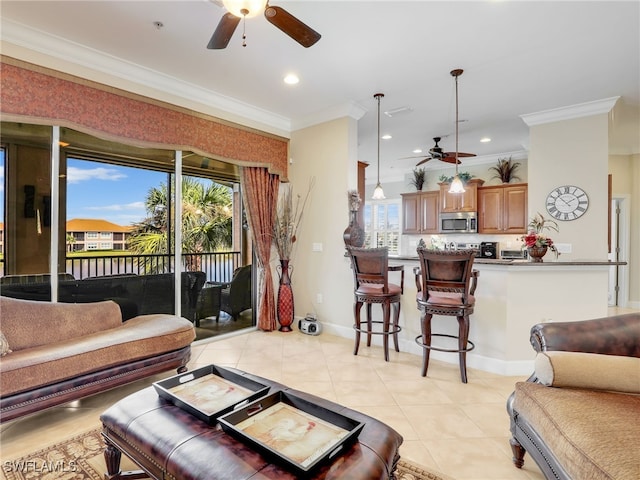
218 390 364 476
153 365 270 425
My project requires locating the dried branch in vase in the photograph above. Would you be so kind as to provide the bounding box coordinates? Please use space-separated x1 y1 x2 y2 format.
273 178 315 260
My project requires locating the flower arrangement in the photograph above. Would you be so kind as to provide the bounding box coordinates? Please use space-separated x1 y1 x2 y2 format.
521 212 559 257
273 179 314 260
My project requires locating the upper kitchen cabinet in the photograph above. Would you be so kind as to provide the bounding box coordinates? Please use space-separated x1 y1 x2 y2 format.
478 183 528 234
402 191 439 234
439 179 484 213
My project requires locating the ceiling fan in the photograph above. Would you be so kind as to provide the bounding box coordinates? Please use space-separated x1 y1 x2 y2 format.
411 136 476 166
207 0 321 49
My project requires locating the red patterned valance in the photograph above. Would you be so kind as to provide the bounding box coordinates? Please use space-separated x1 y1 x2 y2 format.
0 57 288 178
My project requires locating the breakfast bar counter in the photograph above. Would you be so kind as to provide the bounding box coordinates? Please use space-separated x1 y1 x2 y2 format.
386 256 626 375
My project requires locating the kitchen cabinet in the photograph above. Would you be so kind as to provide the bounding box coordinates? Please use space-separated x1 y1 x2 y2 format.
478 183 528 234
402 190 439 234
439 179 484 213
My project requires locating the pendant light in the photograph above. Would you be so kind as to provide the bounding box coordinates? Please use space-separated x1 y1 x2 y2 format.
372 93 386 200
449 69 466 194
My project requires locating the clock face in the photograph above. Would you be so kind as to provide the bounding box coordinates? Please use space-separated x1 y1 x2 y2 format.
546 185 589 221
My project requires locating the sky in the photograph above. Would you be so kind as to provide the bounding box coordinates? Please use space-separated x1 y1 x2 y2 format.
66 158 165 226
0 152 166 227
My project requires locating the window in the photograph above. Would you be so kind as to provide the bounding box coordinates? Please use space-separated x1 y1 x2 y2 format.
86 242 98 250
363 200 400 255
86 232 98 239
99 242 111 249
100 232 111 239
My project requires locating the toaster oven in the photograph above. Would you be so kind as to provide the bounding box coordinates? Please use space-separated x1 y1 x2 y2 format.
500 249 528 260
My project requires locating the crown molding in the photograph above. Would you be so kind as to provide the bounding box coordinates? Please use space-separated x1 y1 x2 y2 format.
1 19 293 134
520 97 620 126
291 101 367 131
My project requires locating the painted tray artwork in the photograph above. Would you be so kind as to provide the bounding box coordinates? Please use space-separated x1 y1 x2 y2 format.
219 391 364 475
153 365 270 424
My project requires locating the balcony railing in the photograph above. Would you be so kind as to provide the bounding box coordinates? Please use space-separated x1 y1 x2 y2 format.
62 252 242 284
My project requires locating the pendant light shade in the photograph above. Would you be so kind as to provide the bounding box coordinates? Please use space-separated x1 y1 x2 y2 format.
372 93 386 200
448 69 466 194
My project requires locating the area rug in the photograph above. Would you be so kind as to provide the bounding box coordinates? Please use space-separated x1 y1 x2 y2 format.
1 428 449 480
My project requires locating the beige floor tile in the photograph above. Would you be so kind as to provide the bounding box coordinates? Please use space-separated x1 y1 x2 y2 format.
386 379 454 406
425 437 533 479
459 403 512 437
333 381 395 408
399 440 441 475
196 347 244 365
281 361 331 384
353 405 419 441
400 404 485 440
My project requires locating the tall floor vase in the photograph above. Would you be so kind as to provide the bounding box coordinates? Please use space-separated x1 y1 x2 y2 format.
277 259 294 332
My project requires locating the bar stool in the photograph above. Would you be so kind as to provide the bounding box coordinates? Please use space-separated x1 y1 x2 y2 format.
414 247 478 383
346 246 404 361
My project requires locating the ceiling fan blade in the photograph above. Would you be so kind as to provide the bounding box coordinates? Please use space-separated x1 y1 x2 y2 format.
264 5 321 47
441 157 462 165
207 12 241 49
444 151 476 158
415 157 432 166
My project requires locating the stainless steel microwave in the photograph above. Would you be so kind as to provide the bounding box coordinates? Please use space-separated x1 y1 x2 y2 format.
439 212 478 233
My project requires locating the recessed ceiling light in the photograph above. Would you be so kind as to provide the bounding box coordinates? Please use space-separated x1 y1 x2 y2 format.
381 134 392 140
480 137 492 143
413 148 423 154
284 74 299 85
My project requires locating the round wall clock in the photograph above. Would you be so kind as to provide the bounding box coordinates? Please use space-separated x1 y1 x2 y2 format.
546 185 589 221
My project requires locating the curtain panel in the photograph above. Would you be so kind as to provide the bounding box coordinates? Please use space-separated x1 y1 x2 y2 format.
241 167 279 331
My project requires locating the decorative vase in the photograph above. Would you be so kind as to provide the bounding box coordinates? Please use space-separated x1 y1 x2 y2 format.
277 259 294 332
343 210 365 248
528 245 548 262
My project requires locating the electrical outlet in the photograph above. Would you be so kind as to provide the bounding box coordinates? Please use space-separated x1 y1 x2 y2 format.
555 243 572 254
312 243 323 252
316 293 323 304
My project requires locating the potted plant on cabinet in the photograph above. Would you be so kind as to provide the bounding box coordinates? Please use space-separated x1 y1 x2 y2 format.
409 167 426 191
489 156 521 183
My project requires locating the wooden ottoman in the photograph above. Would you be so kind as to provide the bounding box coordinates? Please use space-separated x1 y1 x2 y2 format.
100 370 403 480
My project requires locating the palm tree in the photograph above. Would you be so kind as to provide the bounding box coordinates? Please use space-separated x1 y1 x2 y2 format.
128 177 233 272
66 233 76 252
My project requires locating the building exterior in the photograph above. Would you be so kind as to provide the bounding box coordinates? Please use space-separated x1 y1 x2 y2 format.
66 219 131 251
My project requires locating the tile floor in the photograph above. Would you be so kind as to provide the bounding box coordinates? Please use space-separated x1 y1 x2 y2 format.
1 327 549 480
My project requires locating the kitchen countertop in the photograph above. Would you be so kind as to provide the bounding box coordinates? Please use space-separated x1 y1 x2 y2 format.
389 255 627 266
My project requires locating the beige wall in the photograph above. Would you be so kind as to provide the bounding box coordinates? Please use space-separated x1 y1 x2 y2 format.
287 117 358 332
527 113 609 260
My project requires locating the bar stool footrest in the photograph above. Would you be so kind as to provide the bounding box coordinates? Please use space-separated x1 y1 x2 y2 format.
414 333 475 353
354 321 402 335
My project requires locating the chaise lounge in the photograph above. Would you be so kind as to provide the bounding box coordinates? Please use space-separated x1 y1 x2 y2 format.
507 313 640 480
0 296 195 422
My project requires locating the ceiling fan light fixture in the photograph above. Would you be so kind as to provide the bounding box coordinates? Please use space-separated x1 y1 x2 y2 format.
223 0 267 18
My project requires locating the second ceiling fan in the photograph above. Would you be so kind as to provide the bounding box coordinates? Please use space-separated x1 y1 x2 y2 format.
413 137 476 166
207 0 321 49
